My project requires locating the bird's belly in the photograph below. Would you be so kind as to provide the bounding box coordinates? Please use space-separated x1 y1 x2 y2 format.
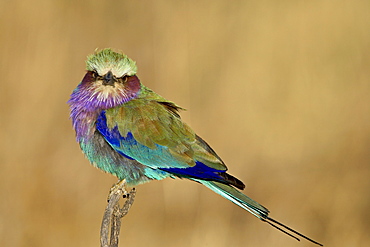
79 131 169 185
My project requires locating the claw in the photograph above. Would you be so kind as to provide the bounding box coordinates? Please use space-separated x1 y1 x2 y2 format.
107 180 127 202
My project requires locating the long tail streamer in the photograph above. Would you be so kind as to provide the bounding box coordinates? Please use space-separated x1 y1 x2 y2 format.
195 180 323 246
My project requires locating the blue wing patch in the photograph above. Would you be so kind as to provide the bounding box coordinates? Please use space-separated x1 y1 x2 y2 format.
96 111 191 169
160 161 227 181
96 111 230 182
96 113 135 160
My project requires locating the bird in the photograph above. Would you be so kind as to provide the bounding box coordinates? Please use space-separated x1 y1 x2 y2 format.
68 48 322 246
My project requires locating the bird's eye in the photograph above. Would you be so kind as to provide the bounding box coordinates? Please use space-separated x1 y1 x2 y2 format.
118 75 128 84
91 70 104 81
91 70 98 78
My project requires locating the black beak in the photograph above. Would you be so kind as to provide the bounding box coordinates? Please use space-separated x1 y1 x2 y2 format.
103 71 115 86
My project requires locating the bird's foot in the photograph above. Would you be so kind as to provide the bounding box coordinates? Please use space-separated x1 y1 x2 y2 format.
108 179 127 202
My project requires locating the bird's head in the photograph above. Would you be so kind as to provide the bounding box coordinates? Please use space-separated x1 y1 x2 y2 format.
86 48 137 78
70 49 141 111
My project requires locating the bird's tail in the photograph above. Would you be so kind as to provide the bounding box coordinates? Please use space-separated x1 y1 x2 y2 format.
194 179 270 218
194 179 323 246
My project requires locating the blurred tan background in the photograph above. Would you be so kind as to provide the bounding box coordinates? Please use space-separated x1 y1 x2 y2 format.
0 0 369 246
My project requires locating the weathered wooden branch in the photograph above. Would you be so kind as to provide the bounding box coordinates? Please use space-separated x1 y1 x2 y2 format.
100 180 136 247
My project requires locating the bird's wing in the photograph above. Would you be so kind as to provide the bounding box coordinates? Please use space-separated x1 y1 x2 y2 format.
96 98 227 172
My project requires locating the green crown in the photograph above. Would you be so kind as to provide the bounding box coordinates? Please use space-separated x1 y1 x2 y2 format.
86 48 137 77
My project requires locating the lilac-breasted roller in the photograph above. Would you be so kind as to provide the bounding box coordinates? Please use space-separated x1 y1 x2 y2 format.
68 48 322 246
